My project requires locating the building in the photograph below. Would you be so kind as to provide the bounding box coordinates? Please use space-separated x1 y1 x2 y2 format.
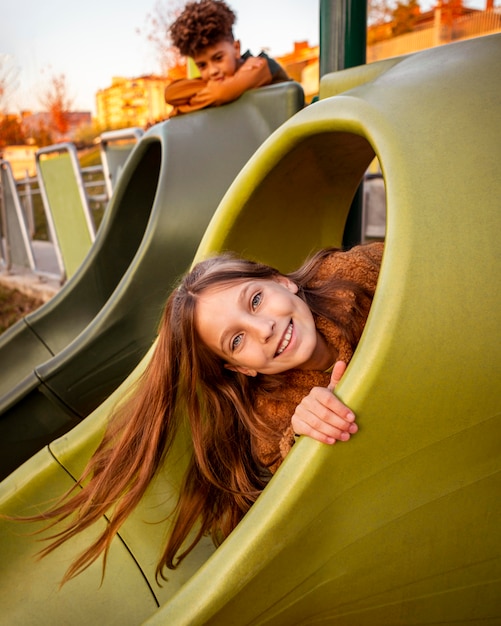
0 144 38 178
87 4 501 131
367 4 501 62
277 4 501 102
276 41 320 104
95 75 172 130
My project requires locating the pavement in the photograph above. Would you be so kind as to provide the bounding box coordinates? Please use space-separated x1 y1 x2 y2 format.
0 240 61 302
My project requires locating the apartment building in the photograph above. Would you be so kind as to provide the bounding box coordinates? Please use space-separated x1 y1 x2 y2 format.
95 75 172 130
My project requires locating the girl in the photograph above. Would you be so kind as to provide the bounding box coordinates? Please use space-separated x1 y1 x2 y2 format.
31 241 383 584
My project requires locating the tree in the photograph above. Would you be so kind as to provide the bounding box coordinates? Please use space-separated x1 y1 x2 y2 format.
139 0 186 76
0 115 26 148
0 54 20 112
392 0 422 37
39 72 73 137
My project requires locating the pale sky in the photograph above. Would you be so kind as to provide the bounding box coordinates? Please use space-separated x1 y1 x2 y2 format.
0 0 490 115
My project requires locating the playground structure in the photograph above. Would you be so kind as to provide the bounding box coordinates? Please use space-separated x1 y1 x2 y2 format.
36 143 98 280
0 22 500 626
33 133 144 282
99 127 144 197
0 82 304 479
0 160 37 273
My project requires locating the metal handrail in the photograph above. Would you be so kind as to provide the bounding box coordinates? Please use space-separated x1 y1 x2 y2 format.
14 161 109 229
99 127 144 196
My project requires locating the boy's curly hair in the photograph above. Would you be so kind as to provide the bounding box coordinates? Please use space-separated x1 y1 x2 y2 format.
169 0 237 57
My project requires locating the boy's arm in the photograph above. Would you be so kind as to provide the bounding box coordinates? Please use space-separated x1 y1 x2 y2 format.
165 78 206 105
165 56 273 116
196 56 272 106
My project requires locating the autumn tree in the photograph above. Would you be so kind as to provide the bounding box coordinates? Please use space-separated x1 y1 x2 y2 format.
0 54 19 112
140 0 186 77
392 0 422 36
0 56 24 147
0 115 26 148
39 72 74 137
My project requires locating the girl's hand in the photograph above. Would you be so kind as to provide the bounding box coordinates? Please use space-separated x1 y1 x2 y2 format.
291 361 358 445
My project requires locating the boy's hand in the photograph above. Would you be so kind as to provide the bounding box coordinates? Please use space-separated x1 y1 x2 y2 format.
291 361 358 445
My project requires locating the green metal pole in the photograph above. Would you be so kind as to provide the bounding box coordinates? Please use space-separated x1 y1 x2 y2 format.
320 0 367 73
319 0 368 247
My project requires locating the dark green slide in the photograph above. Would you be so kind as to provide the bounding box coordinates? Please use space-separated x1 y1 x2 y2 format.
0 82 305 478
1 36 500 624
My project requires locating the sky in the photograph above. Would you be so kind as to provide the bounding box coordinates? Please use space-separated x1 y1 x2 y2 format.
0 0 490 115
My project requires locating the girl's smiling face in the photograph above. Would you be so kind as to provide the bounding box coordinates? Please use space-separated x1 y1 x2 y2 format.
194 276 333 376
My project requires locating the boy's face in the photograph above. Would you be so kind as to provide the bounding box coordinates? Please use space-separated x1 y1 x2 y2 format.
193 39 241 82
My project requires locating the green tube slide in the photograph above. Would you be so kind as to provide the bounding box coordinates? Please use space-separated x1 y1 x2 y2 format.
0 82 304 478
1 35 500 624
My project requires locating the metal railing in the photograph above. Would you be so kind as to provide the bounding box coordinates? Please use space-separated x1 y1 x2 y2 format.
81 164 108 204
12 162 108 241
15 172 38 237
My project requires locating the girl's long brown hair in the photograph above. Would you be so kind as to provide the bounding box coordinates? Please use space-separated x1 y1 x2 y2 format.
27 247 374 585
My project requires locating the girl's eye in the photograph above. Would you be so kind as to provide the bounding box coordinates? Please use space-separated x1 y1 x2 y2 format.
230 292 262 351
251 292 262 310
231 334 243 351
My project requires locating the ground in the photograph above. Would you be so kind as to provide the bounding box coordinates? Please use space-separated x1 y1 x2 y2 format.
0 283 44 333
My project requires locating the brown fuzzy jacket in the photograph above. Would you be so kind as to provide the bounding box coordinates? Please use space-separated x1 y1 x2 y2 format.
251 242 384 473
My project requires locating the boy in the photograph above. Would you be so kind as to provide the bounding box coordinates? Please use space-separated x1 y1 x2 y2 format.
165 0 290 116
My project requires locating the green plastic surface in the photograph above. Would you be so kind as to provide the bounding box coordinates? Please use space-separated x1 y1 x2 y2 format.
319 55 410 99
0 82 305 478
0 444 159 624
1 36 500 624
36 145 95 280
0 142 163 398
